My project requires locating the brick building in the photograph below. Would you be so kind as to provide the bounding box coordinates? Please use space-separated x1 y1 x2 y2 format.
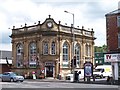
105 8 120 84
0 50 12 73
10 15 95 79
105 9 120 52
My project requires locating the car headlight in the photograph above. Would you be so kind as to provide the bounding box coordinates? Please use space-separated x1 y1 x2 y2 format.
14 77 19 79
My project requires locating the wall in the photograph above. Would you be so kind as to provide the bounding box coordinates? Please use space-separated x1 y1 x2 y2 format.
0 64 11 73
106 15 118 52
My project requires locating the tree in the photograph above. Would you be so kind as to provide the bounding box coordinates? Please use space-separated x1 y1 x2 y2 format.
94 44 107 52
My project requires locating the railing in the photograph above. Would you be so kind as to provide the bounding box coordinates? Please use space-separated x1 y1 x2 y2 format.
60 26 93 37
12 25 93 37
60 26 71 33
12 25 39 34
84 31 92 36
27 26 38 31
74 29 82 35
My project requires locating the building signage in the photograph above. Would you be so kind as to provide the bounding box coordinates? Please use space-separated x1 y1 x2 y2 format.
45 62 54 66
29 61 36 65
104 54 120 62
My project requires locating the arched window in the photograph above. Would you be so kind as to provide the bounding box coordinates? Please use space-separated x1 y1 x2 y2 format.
16 43 23 67
62 42 69 67
43 42 48 55
75 44 80 68
29 42 37 68
51 41 56 55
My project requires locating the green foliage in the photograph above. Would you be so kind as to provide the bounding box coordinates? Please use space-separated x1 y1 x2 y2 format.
94 44 107 52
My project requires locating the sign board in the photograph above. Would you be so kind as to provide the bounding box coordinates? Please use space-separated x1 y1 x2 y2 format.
84 62 93 77
29 61 36 65
104 54 120 62
45 62 54 66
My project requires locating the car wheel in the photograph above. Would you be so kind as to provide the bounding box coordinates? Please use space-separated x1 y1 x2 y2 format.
20 81 23 82
2 79 4 82
10 78 14 82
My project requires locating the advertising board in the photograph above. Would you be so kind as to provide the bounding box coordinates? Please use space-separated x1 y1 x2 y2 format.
104 54 120 62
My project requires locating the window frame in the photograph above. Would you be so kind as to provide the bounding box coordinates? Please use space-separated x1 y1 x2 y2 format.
118 33 120 48
117 16 120 27
75 44 80 68
51 41 56 55
43 42 49 55
29 42 37 68
16 43 23 68
62 42 69 68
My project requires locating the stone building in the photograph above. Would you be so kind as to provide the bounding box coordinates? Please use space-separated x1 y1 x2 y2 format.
10 15 95 79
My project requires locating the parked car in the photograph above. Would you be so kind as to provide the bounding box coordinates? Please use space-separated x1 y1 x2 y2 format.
66 69 84 81
0 74 2 81
0 74 2 78
1 72 24 82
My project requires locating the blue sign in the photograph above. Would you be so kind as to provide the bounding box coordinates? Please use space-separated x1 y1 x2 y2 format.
84 62 93 77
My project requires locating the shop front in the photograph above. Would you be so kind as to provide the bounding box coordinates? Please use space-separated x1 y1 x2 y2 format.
104 53 120 84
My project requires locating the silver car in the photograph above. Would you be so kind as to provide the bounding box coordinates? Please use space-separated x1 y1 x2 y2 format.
0 74 2 81
2 72 24 82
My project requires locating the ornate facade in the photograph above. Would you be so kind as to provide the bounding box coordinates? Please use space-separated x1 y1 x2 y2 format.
10 15 95 79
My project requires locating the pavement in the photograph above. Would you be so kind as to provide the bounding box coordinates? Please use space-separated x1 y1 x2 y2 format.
25 77 120 86
25 77 69 82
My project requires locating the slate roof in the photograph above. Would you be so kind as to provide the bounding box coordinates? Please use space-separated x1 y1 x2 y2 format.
0 50 12 59
0 50 12 64
106 9 120 16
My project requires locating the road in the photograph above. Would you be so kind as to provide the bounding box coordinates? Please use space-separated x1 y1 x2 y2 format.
0 79 119 90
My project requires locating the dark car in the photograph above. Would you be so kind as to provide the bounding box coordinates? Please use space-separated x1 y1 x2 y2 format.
2 72 24 82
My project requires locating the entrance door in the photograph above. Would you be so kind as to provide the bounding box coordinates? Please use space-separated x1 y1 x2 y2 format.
46 66 53 77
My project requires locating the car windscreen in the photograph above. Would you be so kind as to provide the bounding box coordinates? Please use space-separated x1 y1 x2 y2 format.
10 73 17 76
94 69 104 72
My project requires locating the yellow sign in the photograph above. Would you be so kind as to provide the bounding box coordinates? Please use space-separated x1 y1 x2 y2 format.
105 68 110 72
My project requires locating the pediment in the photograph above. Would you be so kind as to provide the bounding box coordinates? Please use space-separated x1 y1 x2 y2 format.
40 15 59 32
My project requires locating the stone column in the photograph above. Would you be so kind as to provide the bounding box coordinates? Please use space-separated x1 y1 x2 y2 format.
24 40 29 68
12 42 17 67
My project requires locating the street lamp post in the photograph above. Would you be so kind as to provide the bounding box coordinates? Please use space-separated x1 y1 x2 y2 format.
64 10 75 82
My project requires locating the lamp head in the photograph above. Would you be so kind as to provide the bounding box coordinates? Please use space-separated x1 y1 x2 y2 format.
64 10 68 13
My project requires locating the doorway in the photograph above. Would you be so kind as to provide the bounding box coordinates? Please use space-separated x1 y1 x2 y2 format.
46 66 53 77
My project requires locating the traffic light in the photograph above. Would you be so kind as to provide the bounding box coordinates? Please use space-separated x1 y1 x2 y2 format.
73 56 76 67
71 59 73 68
71 56 76 68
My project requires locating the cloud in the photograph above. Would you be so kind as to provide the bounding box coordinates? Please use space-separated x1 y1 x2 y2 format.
0 0 119 51
0 43 12 51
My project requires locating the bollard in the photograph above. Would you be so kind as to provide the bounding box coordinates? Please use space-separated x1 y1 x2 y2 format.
93 75 95 81
87 77 90 83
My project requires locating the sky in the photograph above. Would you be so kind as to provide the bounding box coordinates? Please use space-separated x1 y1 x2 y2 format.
0 0 119 51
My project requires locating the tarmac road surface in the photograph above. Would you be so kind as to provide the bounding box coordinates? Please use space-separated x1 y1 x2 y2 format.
0 79 119 90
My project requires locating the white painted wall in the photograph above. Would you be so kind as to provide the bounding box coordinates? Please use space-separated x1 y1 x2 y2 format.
111 62 118 80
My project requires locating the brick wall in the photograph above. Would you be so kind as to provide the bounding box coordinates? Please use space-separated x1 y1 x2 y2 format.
0 64 11 73
106 14 119 52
